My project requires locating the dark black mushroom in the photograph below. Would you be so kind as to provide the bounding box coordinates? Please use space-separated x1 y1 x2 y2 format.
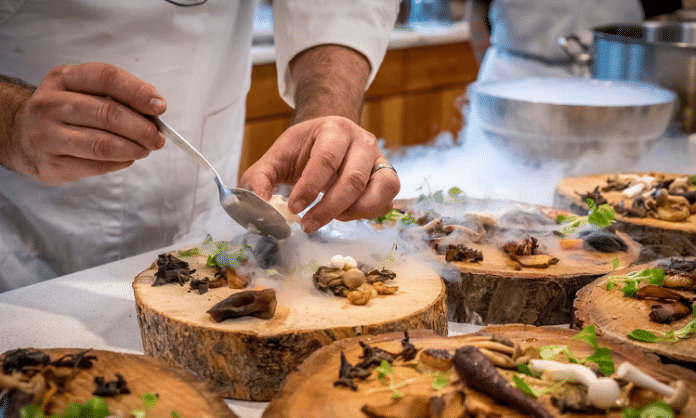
437 243 483 263
579 229 628 253
249 236 282 269
50 349 97 369
152 253 193 286
93 373 131 397
207 289 277 321
355 342 395 369
399 331 419 361
333 351 372 390
453 345 555 418
2 349 50 373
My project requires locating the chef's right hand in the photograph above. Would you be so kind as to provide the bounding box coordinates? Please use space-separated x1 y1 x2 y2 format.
0 62 167 184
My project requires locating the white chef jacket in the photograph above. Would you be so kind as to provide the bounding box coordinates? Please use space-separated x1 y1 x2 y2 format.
477 0 644 81
0 0 399 292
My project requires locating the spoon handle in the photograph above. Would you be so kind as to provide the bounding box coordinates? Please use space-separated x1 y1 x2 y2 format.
152 116 224 186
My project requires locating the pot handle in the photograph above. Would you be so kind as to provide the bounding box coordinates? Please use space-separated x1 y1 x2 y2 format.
558 34 592 78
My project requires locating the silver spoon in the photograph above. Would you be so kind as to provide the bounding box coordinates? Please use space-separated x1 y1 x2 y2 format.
152 117 291 240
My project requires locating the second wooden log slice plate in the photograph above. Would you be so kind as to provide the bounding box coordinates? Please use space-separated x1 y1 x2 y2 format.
0 348 236 418
133 252 447 401
263 325 696 418
554 172 696 260
574 263 696 365
393 198 640 325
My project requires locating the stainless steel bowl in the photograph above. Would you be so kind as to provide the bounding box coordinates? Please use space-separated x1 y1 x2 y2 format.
592 22 696 132
470 77 677 162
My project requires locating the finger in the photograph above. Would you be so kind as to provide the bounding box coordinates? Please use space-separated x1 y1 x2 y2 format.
298 150 378 233
41 155 135 184
287 126 352 215
53 125 153 162
49 63 166 116
239 163 279 201
334 167 400 221
56 92 165 152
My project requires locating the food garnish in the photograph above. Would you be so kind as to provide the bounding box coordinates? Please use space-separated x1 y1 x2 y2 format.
206 288 277 321
557 198 616 236
313 255 398 305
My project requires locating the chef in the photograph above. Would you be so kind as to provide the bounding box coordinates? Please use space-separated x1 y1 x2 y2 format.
468 0 683 81
0 0 401 292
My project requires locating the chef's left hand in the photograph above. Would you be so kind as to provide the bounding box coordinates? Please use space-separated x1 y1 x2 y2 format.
240 116 400 233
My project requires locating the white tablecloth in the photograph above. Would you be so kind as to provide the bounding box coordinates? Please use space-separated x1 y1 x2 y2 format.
0 240 483 418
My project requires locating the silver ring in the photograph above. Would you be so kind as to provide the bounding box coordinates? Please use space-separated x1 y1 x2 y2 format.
371 163 397 176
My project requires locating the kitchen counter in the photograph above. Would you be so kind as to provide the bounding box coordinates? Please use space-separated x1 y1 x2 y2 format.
0 238 483 418
251 21 469 65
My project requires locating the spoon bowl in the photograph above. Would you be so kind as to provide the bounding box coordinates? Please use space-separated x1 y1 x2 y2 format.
153 117 291 240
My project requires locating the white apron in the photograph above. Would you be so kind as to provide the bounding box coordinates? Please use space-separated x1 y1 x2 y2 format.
477 0 644 81
0 0 399 292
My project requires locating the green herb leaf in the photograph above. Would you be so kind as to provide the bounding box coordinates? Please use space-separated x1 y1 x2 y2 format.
673 306 696 340
376 360 393 379
390 392 404 400
171 412 181 418
432 191 444 204
538 345 575 362
691 174 696 185
131 409 148 418
205 255 219 269
612 257 620 270
609 268 665 297
584 347 615 375
178 247 200 257
588 204 616 228
19 405 45 418
512 375 536 397
399 214 418 228
141 393 159 410
516 363 536 377
431 372 450 390
448 187 462 198
571 324 598 348
637 401 675 418
623 406 641 418
628 329 662 343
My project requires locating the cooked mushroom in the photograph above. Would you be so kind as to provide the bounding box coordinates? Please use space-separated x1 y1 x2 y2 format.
206 288 277 321
528 359 620 409
616 362 690 411
453 346 555 418
372 281 398 295
347 289 371 306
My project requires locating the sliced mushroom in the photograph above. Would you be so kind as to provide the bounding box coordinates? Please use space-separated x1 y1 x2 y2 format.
206 289 277 321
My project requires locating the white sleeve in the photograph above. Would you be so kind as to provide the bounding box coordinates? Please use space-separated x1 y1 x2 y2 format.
272 0 400 108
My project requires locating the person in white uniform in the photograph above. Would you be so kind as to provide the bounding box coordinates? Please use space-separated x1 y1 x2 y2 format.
0 0 401 292
468 0 682 81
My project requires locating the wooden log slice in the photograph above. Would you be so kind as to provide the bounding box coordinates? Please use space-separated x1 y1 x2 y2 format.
263 325 696 418
574 263 696 365
393 198 640 325
0 348 236 418
554 172 696 262
133 253 447 401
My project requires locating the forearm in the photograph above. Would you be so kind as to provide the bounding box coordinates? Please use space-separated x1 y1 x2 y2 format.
469 0 492 66
0 75 35 171
288 44 371 124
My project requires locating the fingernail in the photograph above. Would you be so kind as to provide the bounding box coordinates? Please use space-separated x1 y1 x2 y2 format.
150 97 166 113
290 199 307 214
302 220 320 234
155 133 166 149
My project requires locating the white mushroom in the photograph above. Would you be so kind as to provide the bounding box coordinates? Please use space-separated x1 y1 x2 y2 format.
622 182 646 199
529 359 620 409
330 255 346 269
343 256 358 270
616 362 690 411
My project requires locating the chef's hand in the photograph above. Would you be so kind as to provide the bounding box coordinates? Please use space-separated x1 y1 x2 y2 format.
240 116 400 233
0 62 167 184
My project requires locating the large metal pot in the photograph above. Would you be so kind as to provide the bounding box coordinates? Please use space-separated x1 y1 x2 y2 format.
562 22 696 132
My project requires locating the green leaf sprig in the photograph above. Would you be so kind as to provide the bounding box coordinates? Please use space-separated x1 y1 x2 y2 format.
512 374 566 398
19 393 171 418
538 325 615 375
622 401 674 418
372 209 417 229
375 360 404 400
557 198 616 236
628 305 696 344
367 360 451 400
606 268 665 297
